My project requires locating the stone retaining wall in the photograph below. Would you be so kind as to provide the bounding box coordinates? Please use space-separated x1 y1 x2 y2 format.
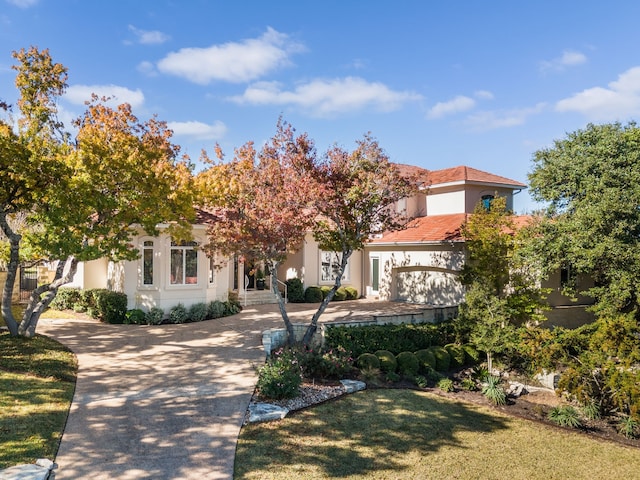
262 305 458 355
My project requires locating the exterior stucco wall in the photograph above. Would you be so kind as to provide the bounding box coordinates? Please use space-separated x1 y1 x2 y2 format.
426 189 465 215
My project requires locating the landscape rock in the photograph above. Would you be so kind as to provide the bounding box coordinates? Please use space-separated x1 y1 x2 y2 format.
248 402 289 423
0 459 54 480
340 379 366 393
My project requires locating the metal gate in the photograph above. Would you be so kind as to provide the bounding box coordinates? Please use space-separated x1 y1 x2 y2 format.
19 264 39 303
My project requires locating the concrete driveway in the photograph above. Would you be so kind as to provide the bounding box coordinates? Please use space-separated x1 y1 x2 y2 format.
37 300 423 479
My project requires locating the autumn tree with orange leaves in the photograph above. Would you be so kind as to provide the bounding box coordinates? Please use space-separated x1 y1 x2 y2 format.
1 47 195 337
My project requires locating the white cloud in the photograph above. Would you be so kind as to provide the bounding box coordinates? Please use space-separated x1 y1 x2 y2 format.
157 27 304 84
167 120 227 140
465 103 547 131
540 49 587 72
5 0 38 8
555 66 640 121
229 77 422 117
474 90 494 100
427 95 475 119
65 84 145 109
128 25 170 45
136 61 157 76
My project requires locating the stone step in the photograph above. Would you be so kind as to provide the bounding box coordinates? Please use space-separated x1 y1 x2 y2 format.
240 289 280 305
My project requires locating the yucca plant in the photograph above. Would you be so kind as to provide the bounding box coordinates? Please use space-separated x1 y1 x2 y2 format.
548 406 582 429
482 375 506 405
581 400 601 421
618 415 639 439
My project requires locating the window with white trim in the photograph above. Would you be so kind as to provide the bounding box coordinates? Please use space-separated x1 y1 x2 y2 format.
170 240 198 285
320 251 349 283
208 255 216 285
142 240 154 286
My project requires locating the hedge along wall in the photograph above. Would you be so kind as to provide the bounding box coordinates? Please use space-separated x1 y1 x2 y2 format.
261 305 458 355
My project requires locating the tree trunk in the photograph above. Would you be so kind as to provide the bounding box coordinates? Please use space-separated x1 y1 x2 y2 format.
18 256 78 337
302 250 352 345
0 210 21 336
269 262 296 345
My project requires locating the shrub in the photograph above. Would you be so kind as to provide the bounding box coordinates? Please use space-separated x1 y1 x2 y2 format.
49 287 81 310
189 302 208 322
618 415 639 439
426 369 445 385
145 307 164 325
548 406 582 429
385 371 401 382
320 286 333 299
125 309 146 325
169 303 189 324
91 290 127 324
581 400 602 421
344 286 358 300
299 346 353 379
72 303 86 313
325 322 451 358
334 287 348 301
445 344 466 369
461 377 478 391
375 350 397 373
396 351 419 376
462 344 481 365
304 286 323 303
429 346 451 372
357 353 380 370
359 366 381 385
437 378 455 392
482 375 506 405
224 300 241 316
285 278 305 303
415 349 437 373
256 354 302 400
207 300 226 319
414 375 428 388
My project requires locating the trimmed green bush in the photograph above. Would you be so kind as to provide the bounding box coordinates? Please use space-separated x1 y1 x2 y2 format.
189 302 208 322
357 352 380 370
375 349 397 373
304 286 323 303
429 346 451 372
285 278 305 303
49 287 81 310
396 351 419 376
334 287 348 301
320 285 333 299
125 309 146 325
415 349 437 373
445 344 466 369
223 300 241 315
91 289 127 324
207 300 226 319
462 344 481 365
437 377 455 392
344 286 358 300
169 303 189 324
256 355 302 400
145 307 164 325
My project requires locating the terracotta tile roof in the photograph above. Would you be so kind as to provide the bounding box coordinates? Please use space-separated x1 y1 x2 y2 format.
370 213 468 244
428 166 526 188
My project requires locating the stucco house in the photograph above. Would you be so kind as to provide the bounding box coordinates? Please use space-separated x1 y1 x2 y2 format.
63 163 592 324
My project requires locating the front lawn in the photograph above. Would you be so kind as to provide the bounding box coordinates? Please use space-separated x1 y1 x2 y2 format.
0 332 77 469
235 389 640 479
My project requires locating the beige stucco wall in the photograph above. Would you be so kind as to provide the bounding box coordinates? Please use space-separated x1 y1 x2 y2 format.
427 189 466 215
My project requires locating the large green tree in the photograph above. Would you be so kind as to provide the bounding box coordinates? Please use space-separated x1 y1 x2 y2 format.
528 122 640 318
1 47 195 337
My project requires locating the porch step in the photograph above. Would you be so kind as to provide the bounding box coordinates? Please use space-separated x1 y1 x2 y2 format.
240 289 280 306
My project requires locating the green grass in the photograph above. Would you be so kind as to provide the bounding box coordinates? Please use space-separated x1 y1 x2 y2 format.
0 331 77 469
235 389 640 479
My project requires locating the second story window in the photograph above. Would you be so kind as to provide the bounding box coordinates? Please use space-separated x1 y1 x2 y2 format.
481 194 495 210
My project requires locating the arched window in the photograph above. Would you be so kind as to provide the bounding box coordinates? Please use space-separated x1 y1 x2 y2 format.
142 240 154 286
481 194 494 210
170 240 198 285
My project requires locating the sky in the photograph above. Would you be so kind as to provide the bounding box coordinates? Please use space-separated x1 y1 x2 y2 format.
2 1 640 213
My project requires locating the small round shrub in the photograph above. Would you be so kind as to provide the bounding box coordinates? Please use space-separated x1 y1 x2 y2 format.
375 349 397 373
125 309 146 325
396 351 419 376
429 346 451 372
319 285 333 299
169 303 189 324
304 286 323 303
461 377 478 391
385 371 401 382
189 302 208 322
357 353 380 370
334 287 348 301
437 377 455 392
50 287 81 310
256 357 302 400
286 278 305 303
207 300 226 319
344 286 358 300
145 307 164 325
415 349 437 373
462 344 481 365
445 344 466 369
548 406 582 428
414 375 428 388
223 300 241 315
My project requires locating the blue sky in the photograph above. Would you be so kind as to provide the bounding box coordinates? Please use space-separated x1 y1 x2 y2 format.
2 0 640 213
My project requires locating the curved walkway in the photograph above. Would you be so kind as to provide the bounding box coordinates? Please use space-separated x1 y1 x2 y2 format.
36 300 424 479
